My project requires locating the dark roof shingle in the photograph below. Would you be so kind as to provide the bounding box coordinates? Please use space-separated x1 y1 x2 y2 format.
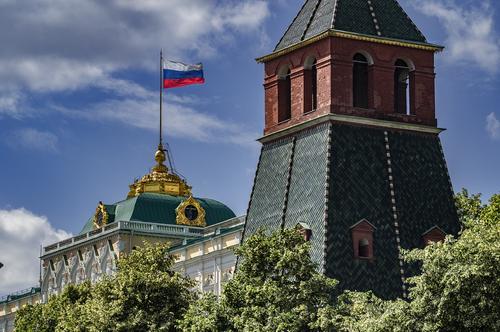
275 0 427 51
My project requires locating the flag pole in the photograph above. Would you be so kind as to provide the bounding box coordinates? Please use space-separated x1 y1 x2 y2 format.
159 49 163 148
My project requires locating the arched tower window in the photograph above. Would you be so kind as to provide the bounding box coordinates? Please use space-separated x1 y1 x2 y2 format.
303 57 318 113
394 59 411 115
311 60 318 112
278 67 292 122
353 53 369 109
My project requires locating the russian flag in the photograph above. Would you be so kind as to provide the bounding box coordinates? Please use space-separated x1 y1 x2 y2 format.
163 60 205 89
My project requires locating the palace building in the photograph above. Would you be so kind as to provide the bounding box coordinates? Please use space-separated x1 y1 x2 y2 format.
244 0 460 299
1 144 244 332
1 0 461 330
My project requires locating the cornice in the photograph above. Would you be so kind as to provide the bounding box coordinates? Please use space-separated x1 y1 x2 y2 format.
258 113 444 143
257 30 444 63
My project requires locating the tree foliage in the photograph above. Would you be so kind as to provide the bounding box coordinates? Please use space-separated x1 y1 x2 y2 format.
15 242 194 332
16 190 499 331
180 228 338 332
328 191 500 332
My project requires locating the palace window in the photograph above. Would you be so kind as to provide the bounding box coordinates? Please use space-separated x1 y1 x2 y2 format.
394 59 413 115
108 239 115 252
350 219 376 260
353 53 369 108
77 250 84 262
278 67 292 122
63 255 69 267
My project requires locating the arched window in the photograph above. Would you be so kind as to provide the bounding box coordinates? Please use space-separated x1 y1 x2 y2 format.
358 239 370 258
278 68 292 122
304 58 318 113
311 60 318 111
353 53 369 108
394 59 411 115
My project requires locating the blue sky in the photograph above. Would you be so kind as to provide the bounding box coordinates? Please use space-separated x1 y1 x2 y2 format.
0 0 499 294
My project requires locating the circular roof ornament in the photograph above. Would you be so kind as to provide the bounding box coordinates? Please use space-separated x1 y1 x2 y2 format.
176 196 206 227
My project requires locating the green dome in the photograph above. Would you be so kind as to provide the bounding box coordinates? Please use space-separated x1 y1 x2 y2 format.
80 193 236 234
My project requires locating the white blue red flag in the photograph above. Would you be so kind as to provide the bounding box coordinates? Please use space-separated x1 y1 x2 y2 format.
163 60 205 89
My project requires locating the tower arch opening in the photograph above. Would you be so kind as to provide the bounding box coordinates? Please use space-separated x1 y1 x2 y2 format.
278 66 292 122
304 56 318 113
353 53 370 109
394 59 414 115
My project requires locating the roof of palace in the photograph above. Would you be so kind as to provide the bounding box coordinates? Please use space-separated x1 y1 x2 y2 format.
80 193 236 234
0 287 40 304
275 0 427 51
79 143 236 234
170 219 245 251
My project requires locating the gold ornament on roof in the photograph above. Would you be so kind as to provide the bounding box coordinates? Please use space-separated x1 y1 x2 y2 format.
127 143 192 198
176 195 206 227
93 201 109 229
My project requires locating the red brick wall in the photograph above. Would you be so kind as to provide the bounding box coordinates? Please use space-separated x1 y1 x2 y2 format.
263 36 437 135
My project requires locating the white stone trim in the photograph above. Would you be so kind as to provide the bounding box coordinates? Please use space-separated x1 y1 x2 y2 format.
259 113 443 144
384 131 408 298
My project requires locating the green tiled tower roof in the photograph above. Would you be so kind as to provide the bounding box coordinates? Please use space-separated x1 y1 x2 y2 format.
275 0 427 51
80 193 236 234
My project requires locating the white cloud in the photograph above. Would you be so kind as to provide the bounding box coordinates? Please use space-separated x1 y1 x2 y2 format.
0 0 270 95
0 208 70 295
55 97 259 148
0 90 27 119
0 0 269 146
414 0 500 72
5 128 59 152
486 112 500 139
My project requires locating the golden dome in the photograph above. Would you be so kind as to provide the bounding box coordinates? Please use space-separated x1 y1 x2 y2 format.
127 144 192 198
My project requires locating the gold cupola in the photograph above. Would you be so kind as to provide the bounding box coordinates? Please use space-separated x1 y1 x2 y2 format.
127 143 192 198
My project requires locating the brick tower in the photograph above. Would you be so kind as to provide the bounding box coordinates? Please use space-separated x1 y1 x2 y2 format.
243 0 460 299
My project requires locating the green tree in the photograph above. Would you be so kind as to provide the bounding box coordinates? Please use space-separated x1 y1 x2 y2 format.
403 192 500 331
16 242 194 332
15 282 92 332
327 191 500 332
180 228 338 332
84 242 195 332
455 188 484 227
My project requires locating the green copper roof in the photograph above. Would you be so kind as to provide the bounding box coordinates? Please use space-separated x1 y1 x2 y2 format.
80 193 236 234
0 287 40 304
275 0 427 51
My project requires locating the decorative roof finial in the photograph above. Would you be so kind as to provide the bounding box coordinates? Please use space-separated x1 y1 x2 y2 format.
153 143 168 173
126 144 191 199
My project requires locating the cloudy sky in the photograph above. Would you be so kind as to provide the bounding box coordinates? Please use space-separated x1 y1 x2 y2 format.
1 0 499 294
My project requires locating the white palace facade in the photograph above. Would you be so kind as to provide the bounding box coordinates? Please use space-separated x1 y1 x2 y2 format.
1 144 244 332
